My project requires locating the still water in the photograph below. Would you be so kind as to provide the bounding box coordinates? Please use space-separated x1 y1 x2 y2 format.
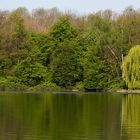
0 93 139 140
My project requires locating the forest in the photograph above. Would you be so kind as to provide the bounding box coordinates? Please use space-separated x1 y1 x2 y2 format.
0 6 140 91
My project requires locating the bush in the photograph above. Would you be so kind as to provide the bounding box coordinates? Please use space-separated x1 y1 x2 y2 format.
14 57 48 86
0 77 28 91
108 79 126 91
27 81 61 92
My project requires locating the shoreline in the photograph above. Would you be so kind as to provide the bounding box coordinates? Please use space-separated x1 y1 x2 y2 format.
1 89 140 94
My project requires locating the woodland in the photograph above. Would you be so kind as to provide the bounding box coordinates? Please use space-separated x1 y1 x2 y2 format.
0 6 140 91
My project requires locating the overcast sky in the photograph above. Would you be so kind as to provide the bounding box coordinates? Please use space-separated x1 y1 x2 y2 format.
0 0 140 14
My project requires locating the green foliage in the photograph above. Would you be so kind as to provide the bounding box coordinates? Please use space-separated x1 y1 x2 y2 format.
30 33 52 66
0 12 31 79
82 46 108 89
75 82 84 90
49 17 78 43
0 77 28 91
108 79 126 91
0 57 12 76
10 13 29 50
1 8 140 91
50 41 82 87
27 82 60 92
14 57 48 86
123 45 140 89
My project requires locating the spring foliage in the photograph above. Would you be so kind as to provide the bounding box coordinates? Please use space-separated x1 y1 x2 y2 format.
123 45 140 89
1 7 140 90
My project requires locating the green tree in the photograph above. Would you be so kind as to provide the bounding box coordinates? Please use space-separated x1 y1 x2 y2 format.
123 45 140 89
0 13 31 79
50 41 82 87
48 17 78 43
10 13 29 51
14 57 48 86
83 46 107 90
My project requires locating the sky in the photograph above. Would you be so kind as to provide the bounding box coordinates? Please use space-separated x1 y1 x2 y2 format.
0 0 140 14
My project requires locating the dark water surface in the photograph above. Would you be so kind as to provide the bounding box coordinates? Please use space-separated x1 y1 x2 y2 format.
0 93 139 140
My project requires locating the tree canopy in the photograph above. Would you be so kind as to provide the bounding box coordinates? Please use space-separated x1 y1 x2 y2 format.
123 45 140 89
1 7 140 91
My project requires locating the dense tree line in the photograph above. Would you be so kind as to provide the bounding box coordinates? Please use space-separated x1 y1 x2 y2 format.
0 6 140 91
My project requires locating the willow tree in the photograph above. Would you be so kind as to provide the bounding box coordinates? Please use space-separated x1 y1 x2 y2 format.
122 45 140 89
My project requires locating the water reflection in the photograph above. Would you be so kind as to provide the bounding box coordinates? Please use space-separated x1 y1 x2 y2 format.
0 93 139 140
121 95 140 140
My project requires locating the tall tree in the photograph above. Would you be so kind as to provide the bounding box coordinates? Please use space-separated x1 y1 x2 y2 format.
50 41 82 87
123 45 140 89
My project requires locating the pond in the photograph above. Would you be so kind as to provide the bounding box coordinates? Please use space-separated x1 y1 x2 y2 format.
0 93 139 140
